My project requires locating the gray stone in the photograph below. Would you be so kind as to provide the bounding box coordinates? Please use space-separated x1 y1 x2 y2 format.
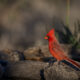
0 49 24 62
0 64 4 78
3 61 80 80
4 61 48 80
44 62 80 80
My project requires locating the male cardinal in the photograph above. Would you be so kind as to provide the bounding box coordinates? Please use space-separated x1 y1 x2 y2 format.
45 29 80 69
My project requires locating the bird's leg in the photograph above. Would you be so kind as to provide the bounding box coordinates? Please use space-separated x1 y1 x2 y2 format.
44 58 56 69
54 60 63 65
48 58 57 67
58 60 61 65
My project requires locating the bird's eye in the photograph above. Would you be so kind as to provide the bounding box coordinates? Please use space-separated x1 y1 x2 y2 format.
48 36 50 38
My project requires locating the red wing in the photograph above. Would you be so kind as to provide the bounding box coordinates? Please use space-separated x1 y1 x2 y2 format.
51 41 65 55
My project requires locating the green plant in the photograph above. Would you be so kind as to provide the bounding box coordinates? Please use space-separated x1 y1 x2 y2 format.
74 20 80 43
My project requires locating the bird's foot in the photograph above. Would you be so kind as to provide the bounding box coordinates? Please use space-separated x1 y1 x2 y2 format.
44 58 56 69
49 61 53 67
58 60 62 65
48 58 57 67
54 60 64 65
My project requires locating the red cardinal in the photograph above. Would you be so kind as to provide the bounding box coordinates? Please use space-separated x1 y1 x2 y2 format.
45 29 80 69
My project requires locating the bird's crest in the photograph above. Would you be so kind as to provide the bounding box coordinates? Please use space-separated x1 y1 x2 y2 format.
47 29 55 36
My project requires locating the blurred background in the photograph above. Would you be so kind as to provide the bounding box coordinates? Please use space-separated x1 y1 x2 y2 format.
0 1 80 79
0 0 80 50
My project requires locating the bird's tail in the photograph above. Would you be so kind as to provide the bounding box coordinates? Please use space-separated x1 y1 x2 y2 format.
64 57 80 69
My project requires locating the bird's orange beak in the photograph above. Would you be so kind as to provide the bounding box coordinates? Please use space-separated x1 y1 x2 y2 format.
44 36 48 39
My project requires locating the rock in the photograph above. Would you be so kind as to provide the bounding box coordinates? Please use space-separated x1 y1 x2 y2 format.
3 60 80 80
44 62 80 80
4 61 48 80
8 50 24 61
0 64 4 78
0 51 10 61
24 47 45 61
0 60 8 68
39 45 52 57
0 49 24 62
